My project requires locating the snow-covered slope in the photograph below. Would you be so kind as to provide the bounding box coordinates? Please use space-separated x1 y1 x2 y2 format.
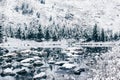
0 0 120 31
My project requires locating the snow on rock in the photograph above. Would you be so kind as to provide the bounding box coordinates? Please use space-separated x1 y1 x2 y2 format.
20 49 32 54
21 63 32 67
2 68 15 76
12 62 21 68
3 53 17 57
4 68 13 73
48 60 55 64
73 67 89 75
63 47 84 57
33 72 47 79
16 68 29 75
33 60 43 67
2 63 12 69
20 58 35 63
55 61 68 66
33 56 41 60
60 63 76 69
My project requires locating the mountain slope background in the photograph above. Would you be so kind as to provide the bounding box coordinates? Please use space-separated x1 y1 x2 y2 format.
0 0 120 32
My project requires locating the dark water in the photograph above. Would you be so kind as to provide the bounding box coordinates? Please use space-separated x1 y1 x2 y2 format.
0 47 112 80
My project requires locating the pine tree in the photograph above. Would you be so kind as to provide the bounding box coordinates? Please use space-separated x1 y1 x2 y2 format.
92 24 99 42
110 34 113 41
0 26 3 43
9 27 14 38
15 27 22 39
27 31 34 40
52 33 58 41
114 33 118 41
21 31 26 40
101 28 105 42
37 25 44 42
45 29 51 41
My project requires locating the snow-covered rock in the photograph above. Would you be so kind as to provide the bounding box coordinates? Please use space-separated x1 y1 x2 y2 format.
73 67 89 75
16 68 28 75
64 47 84 56
3 53 17 57
2 63 12 69
21 63 32 67
33 56 40 60
33 60 43 67
1 68 15 76
33 72 47 79
48 60 55 64
20 58 35 63
55 61 68 66
12 62 21 68
60 63 76 70
20 49 32 54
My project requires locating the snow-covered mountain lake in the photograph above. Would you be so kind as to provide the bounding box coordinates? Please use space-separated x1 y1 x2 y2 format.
0 45 112 80
1 0 120 79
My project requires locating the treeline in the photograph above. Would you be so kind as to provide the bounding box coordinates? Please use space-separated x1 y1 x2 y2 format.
4 22 92 42
0 23 120 43
91 24 120 42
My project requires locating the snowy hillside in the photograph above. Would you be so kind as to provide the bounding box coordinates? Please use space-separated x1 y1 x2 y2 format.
0 0 120 31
